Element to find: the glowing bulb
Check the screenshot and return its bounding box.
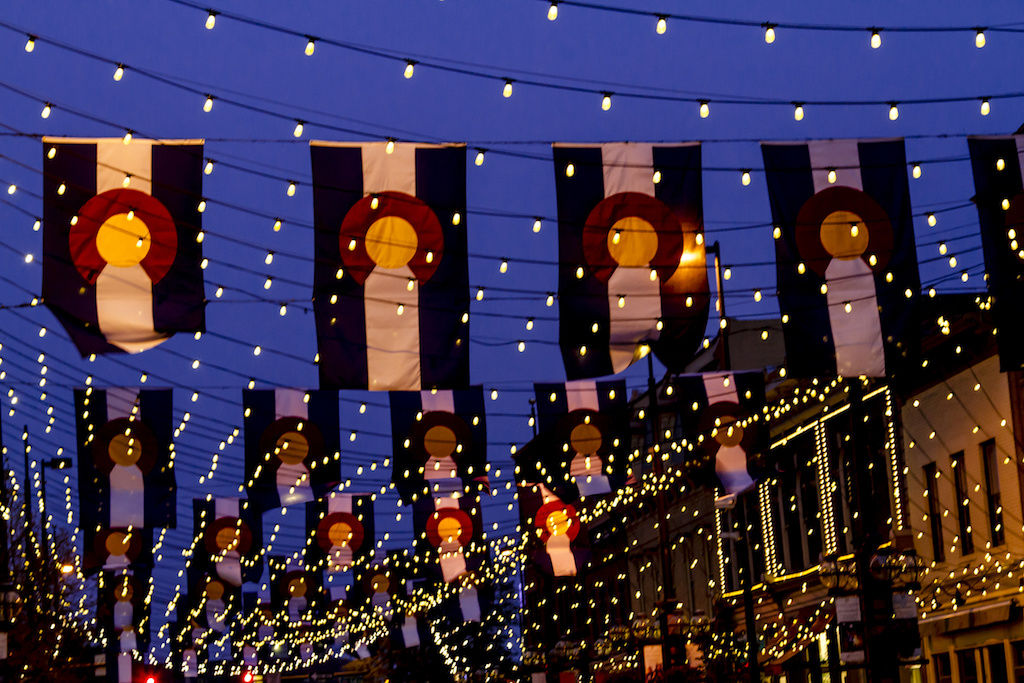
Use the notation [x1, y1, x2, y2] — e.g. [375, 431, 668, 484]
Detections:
[912, 164, 921, 179]
[370, 196, 379, 210]
[740, 170, 751, 186]
[499, 259, 508, 274]
[122, 131, 132, 145]
[287, 182, 297, 197]
[203, 95, 213, 113]
[113, 64, 124, 81]
[532, 219, 542, 233]
[601, 93, 612, 111]
[997, 158, 1006, 171]
[385, 139, 396, 154]
[265, 252, 274, 265]
[975, 29, 986, 48]
[793, 104, 804, 121]
[24, 36, 35, 53]
[304, 38, 316, 56]
[888, 103, 899, 121]
[980, 99, 991, 116]
[699, 101, 710, 118]
[204, 160, 214, 175]
[547, 2, 558, 21]
[205, 12, 216, 29]
[452, 212, 461, 226]
[927, 213, 937, 227]
[652, 170, 662, 184]
[870, 30, 881, 49]
[763, 24, 776, 44]
[566, 163, 575, 177]
[40, 103, 51, 119]
[475, 150, 485, 166]
[293, 121, 304, 138]
[827, 169, 837, 184]
[656, 16, 667, 34]
[503, 80, 513, 98]
[404, 61, 415, 79]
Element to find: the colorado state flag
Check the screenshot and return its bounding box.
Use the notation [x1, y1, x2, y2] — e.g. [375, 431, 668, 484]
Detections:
[42, 138, 205, 354]
[311, 142, 469, 390]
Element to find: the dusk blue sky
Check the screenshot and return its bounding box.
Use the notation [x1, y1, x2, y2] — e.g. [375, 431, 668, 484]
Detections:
[0, 0, 1020, 661]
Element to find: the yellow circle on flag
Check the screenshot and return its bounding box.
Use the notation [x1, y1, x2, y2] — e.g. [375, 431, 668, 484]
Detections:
[366, 215, 418, 268]
[108, 432, 141, 466]
[437, 515, 464, 545]
[215, 526, 241, 551]
[105, 531, 131, 556]
[96, 213, 152, 267]
[714, 416, 745, 447]
[328, 521, 354, 547]
[545, 508, 573, 536]
[819, 210, 869, 260]
[607, 216, 657, 266]
[569, 423, 602, 456]
[424, 424, 457, 459]
[275, 431, 309, 465]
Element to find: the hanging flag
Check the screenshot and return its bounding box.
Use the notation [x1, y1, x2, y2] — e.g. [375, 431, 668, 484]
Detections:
[553, 143, 709, 379]
[670, 372, 769, 506]
[83, 526, 153, 575]
[311, 142, 469, 390]
[762, 139, 921, 378]
[192, 498, 263, 587]
[240, 591, 275, 668]
[269, 556, 324, 628]
[75, 388, 175, 539]
[968, 136, 1024, 370]
[183, 568, 239, 637]
[97, 568, 151, 680]
[516, 479, 589, 577]
[42, 137, 205, 355]
[531, 379, 630, 499]
[305, 491, 375, 599]
[243, 389, 342, 511]
[413, 494, 486, 622]
[390, 389, 488, 504]
[390, 577, 429, 649]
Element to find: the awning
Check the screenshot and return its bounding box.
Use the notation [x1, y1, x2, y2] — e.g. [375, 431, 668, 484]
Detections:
[918, 599, 1015, 635]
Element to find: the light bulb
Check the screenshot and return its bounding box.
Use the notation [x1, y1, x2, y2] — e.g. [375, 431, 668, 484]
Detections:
[532, 219, 542, 233]
[113, 64, 124, 81]
[40, 103, 51, 119]
[997, 158, 1006, 171]
[123, 131, 133, 145]
[385, 139, 395, 154]
[656, 16, 667, 35]
[741, 170, 751, 186]
[293, 121, 304, 138]
[888, 103, 899, 121]
[870, 30, 881, 49]
[205, 12, 216, 29]
[287, 182, 297, 197]
[601, 93, 612, 111]
[975, 29, 986, 48]
[204, 160, 214, 175]
[793, 104, 804, 121]
[980, 99, 990, 116]
[565, 163, 575, 177]
[764, 24, 776, 44]
[499, 259, 508, 274]
[699, 101, 710, 118]
[24, 36, 35, 53]
[927, 213, 937, 227]
[827, 169, 837, 184]
[475, 150, 485, 166]
[911, 163, 922, 179]
[503, 80, 513, 98]
[404, 61, 415, 79]
[547, 2, 558, 21]
[203, 96, 213, 113]
[652, 170, 662, 184]
[304, 38, 316, 56]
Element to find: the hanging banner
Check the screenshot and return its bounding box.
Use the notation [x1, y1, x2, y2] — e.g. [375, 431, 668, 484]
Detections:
[413, 494, 487, 622]
[531, 379, 630, 499]
[192, 498, 263, 587]
[515, 479, 589, 577]
[670, 371, 769, 506]
[75, 388, 175, 539]
[553, 143, 709, 379]
[310, 142, 469, 390]
[42, 137, 205, 354]
[762, 139, 920, 378]
[96, 568, 151, 673]
[968, 136, 1024, 370]
[305, 491, 375, 599]
[243, 388, 342, 511]
[390, 388, 488, 504]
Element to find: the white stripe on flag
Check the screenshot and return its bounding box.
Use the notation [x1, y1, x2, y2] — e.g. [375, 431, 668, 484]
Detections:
[361, 142, 416, 195]
[702, 373, 739, 404]
[808, 140, 863, 192]
[420, 390, 455, 413]
[96, 264, 162, 353]
[365, 266, 421, 390]
[97, 139, 152, 195]
[602, 143, 655, 196]
[105, 387, 139, 419]
[327, 492, 353, 514]
[274, 388, 308, 420]
[607, 268, 661, 373]
[564, 381, 599, 412]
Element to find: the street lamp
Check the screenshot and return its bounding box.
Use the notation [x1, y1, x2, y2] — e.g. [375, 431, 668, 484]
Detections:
[819, 553, 859, 594]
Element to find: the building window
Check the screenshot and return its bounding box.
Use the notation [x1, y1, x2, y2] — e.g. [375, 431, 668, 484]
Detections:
[933, 651, 952, 683]
[957, 649, 979, 683]
[950, 451, 974, 555]
[980, 439, 1005, 546]
[985, 643, 1008, 683]
[923, 463, 944, 562]
[1012, 640, 1024, 681]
